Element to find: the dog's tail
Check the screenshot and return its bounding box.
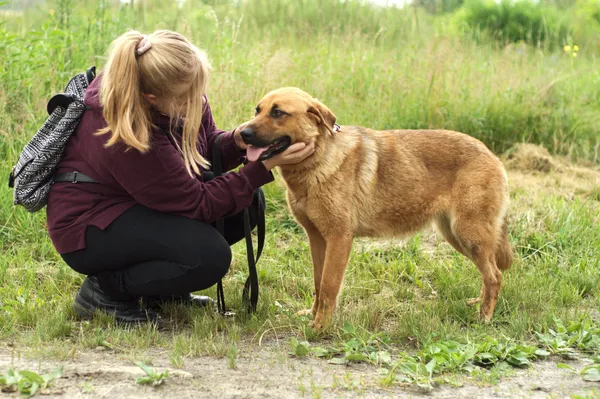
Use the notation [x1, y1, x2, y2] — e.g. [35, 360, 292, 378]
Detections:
[495, 216, 513, 271]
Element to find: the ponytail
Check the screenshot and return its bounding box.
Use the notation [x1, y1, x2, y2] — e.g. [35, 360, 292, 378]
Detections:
[97, 30, 152, 153]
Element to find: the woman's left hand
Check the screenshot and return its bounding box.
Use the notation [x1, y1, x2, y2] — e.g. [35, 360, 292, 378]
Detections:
[233, 121, 250, 150]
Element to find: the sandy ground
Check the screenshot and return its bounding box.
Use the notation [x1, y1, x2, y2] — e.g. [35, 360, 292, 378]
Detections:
[1, 343, 599, 398]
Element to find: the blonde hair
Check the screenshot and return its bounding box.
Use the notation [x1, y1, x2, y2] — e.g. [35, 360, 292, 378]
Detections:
[97, 29, 211, 175]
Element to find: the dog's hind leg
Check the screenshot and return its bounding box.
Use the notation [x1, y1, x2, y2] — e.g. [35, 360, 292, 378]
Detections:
[470, 246, 502, 322]
[434, 214, 483, 306]
[495, 215, 513, 272]
[312, 234, 353, 329]
[466, 216, 513, 307]
[434, 213, 470, 257]
[451, 215, 503, 323]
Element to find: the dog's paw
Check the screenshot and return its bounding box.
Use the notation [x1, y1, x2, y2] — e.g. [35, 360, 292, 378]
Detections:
[309, 320, 323, 329]
[310, 309, 332, 330]
[479, 309, 494, 324]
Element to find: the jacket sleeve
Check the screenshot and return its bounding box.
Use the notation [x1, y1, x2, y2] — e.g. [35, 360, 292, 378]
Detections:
[101, 130, 273, 222]
[202, 96, 247, 171]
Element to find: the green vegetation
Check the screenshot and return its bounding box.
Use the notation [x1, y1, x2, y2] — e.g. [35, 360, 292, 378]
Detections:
[135, 361, 169, 387]
[1, 0, 599, 392]
[0, 367, 62, 397]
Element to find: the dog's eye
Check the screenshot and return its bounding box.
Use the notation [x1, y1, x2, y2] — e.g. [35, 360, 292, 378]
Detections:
[254, 107, 260, 116]
[271, 109, 285, 118]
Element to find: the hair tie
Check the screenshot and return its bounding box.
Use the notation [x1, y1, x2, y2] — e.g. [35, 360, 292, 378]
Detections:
[136, 35, 151, 56]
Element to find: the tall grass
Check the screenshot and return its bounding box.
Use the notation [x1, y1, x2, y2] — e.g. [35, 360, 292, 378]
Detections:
[1, 0, 599, 164]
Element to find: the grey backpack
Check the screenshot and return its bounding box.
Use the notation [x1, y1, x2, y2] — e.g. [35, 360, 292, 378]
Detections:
[8, 66, 97, 212]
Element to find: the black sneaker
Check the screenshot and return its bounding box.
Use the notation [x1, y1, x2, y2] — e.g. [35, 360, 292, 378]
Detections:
[74, 276, 160, 325]
[143, 293, 216, 311]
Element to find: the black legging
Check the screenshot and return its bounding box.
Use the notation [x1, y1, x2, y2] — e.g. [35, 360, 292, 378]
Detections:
[61, 189, 264, 299]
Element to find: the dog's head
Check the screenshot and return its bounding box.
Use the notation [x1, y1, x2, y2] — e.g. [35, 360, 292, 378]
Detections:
[241, 87, 337, 162]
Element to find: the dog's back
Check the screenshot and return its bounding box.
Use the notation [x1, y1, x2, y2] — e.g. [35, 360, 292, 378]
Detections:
[309, 127, 508, 240]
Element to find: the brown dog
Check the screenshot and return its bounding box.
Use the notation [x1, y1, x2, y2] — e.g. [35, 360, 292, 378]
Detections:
[241, 87, 513, 328]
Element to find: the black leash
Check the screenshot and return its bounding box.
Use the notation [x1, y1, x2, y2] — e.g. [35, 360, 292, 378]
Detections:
[213, 134, 228, 315]
[242, 187, 264, 313]
[212, 134, 264, 314]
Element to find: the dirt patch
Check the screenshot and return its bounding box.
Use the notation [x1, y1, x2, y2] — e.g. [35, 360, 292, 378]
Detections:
[1, 345, 599, 398]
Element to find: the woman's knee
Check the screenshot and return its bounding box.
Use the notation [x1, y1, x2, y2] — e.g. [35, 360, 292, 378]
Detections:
[165, 234, 231, 293]
[189, 232, 231, 279]
[208, 236, 232, 278]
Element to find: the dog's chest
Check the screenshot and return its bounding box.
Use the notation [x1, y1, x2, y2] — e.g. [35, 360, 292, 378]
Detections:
[288, 188, 320, 216]
[288, 183, 351, 232]
[287, 177, 391, 238]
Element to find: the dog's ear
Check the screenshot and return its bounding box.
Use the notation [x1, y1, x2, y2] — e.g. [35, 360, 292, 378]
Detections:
[307, 98, 337, 135]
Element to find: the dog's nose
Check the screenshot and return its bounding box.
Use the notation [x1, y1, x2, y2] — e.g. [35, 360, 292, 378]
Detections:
[240, 128, 255, 142]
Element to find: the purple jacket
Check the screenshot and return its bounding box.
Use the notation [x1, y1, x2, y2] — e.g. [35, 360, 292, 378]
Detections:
[47, 75, 273, 254]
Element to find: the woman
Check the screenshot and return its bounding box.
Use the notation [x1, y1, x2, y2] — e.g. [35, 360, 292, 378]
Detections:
[46, 29, 314, 324]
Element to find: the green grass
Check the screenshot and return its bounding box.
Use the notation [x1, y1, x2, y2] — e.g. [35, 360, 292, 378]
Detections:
[1, 0, 600, 391]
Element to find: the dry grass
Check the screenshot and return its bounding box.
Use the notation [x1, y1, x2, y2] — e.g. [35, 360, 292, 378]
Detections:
[504, 143, 563, 173]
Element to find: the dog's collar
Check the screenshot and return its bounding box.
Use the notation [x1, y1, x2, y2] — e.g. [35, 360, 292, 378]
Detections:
[333, 123, 341, 133]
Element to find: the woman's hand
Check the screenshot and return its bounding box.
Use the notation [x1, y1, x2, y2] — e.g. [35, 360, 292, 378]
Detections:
[261, 141, 315, 171]
[233, 122, 250, 150]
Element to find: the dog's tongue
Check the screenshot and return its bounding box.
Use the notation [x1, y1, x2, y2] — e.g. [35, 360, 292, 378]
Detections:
[246, 145, 269, 162]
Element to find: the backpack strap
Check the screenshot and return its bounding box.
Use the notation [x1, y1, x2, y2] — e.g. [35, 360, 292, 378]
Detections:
[86, 66, 96, 84]
[47, 94, 77, 115]
[46, 66, 96, 115]
[54, 171, 98, 184]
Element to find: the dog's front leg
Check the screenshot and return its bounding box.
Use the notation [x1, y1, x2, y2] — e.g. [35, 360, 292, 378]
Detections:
[296, 222, 326, 318]
[312, 234, 353, 329]
[306, 227, 327, 318]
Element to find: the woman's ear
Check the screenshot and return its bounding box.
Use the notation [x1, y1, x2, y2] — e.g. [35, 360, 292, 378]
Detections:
[143, 93, 158, 105]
